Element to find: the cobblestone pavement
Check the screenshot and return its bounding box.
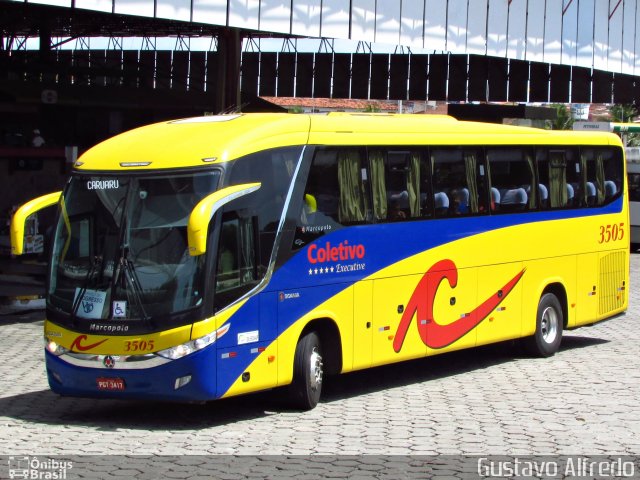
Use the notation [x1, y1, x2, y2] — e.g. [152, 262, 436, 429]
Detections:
[0, 254, 638, 477]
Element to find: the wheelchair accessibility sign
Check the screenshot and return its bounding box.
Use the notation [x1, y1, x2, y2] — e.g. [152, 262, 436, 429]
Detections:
[112, 301, 127, 318]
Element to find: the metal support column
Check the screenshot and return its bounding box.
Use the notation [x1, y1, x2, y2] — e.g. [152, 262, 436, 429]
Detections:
[215, 27, 242, 113]
[39, 21, 51, 60]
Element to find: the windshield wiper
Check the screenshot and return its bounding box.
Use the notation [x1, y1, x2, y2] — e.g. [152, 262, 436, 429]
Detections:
[108, 186, 151, 322]
[69, 255, 102, 324]
[118, 247, 150, 322]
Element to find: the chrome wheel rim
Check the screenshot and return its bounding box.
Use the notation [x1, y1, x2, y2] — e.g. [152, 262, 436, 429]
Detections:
[308, 347, 323, 391]
[541, 306, 559, 344]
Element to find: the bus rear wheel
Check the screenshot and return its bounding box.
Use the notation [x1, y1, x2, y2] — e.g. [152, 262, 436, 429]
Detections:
[524, 293, 563, 357]
[289, 331, 323, 410]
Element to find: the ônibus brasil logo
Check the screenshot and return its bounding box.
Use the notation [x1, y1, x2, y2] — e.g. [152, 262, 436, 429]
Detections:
[394, 259, 525, 351]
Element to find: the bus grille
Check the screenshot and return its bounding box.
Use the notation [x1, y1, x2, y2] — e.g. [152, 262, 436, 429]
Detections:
[599, 251, 626, 316]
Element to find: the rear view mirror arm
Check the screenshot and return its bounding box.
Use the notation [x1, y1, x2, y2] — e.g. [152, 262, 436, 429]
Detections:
[187, 183, 261, 256]
[10, 191, 62, 255]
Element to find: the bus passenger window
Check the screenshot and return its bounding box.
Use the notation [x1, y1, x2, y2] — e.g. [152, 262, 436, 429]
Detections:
[629, 171, 640, 202]
[536, 148, 576, 209]
[602, 148, 623, 202]
[300, 148, 369, 226]
[371, 148, 427, 222]
[292, 148, 366, 249]
[564, 149, 582, 207]
[337, 149, 370, 223]
[431, 148, 486, 217]
[369, 149, 389, 221]
[487, 148, 536, 212]
[580, 147, 623, 206]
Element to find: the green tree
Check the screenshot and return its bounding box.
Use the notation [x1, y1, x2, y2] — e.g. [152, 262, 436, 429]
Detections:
[363, 104, 380, 113]
[609, 104, 637, 123]
[547, 104, 574, 130]
[610, 104, 640, 146]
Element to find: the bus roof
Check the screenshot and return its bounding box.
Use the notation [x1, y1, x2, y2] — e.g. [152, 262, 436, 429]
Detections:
[75, 113, 623, 172]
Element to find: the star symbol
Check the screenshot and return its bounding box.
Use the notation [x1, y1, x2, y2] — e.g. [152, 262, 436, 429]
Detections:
[308, 268, 313, 275]
[330, 267, 334, 272]
[314, 268, 318, 274]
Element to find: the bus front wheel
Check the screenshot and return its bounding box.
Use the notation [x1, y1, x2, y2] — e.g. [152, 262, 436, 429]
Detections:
[289, 331, 323, 410]
[524, 293, 563, 357]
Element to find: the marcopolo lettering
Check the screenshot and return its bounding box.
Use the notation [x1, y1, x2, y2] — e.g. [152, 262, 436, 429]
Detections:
[87, 179, 120, 190]
[90, 323, 130, 333]
[307, 240, 365, 264]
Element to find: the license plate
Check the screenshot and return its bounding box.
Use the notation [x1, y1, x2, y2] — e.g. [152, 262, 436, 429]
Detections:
[96, 377, 125, 391]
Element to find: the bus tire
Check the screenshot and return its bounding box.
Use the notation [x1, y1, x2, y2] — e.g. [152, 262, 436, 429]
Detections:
[289, 331, 323, 410]
[524, 293, 563, 357]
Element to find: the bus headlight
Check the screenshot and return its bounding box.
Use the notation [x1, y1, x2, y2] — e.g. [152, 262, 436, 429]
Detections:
[156, 323, 230, 360]
[45, 337, 69, 356]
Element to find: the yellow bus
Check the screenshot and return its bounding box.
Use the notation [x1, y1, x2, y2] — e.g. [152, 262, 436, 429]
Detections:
[12, 113, 629, 409]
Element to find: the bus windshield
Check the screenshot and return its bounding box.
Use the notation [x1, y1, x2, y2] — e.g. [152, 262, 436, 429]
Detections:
[48, 171, 220, 322]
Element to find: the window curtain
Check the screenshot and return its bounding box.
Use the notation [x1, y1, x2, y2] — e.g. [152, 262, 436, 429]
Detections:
[524, 151, 537, 208]
[548, 152, 568, 208]
[338, 150, 367, 222]
[464, 152, 478, 213]
[368, 150, 387, 220]
[596, 152, 606, 204]
[408, 152, 421, 217]
[579, 151, 589, 206]
[580, 150, 606, 205]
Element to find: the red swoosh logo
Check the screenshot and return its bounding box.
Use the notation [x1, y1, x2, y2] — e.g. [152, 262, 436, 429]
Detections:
[70, 334, 108, 352]
[393, 259, 525, 352]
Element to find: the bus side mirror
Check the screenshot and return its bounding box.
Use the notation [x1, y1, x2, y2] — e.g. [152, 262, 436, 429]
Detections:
[10, 191, 62, 255]
[187, 182, 261, 256]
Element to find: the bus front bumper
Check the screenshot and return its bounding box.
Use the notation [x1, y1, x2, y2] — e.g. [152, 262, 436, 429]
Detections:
[45, 346, 218, 402]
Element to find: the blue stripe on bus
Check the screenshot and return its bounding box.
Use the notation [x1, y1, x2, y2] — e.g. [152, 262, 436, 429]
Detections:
[271, 198, 623, 292]
[215, 198, 623, 396]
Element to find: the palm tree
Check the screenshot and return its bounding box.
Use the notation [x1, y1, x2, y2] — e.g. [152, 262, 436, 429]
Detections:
[609, 104, 637, 123]
[610, 104, 640, 146]
[547, 104, 574, 130]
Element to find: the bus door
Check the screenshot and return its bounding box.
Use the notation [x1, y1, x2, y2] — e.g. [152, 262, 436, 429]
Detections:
[371, 262, 479, 365]
[476, 262, 524, 345]
[352, 280, 373, 370]
[371, 274, 427, 367]
[216, 297, 277, 398]
[425, 264, 478, 356]
[214, 213, 278, 397]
